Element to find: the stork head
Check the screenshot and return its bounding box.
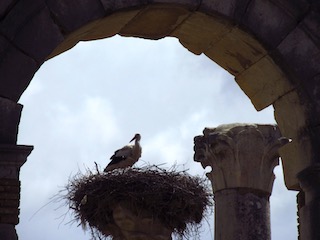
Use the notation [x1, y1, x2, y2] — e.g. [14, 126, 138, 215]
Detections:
[130, 133, 141, 142]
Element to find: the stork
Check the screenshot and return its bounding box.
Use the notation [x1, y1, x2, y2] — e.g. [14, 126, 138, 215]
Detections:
[104, 133, 142, 172]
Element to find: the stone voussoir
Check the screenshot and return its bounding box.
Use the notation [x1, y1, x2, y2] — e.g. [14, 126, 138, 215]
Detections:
[204, 26, 267, 76]
[13, 7, 64, 64]
[276, 22, 320, 82]
[0, 0, 16, 19]
[119, 4, 191, 39]
[240, 0, 300, 49]
[199, 0, 251, 22]
[235, 55, 294, 110]
[46, 0, 106, 34]
[0, 0, 46, 41]
[171, 11, 232, 55]
[0, 45, 38, 102]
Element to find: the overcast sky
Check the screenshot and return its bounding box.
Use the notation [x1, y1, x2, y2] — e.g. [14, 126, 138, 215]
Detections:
[16, 35, 297, 240]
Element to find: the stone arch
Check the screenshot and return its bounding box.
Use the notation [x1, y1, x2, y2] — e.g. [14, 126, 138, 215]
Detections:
[0, 0, 319, 191]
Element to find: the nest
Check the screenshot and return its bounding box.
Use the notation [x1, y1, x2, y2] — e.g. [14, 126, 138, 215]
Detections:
[65, 166, 213, 239]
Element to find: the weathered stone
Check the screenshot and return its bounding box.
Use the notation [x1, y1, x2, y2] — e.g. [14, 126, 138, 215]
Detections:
[81, 10, 141, 41]
[0, 0, 45, 40]
[297, 165, 320, 240]
[195, 124, 288, 193]
[106, 204, 173, 240]
[241, 0, 298, 49]
[0, 224, 17, 240]
[46, 0, 105, 33]
[171, 11, 232, 55]
[0, 145, 33, 179]
[302, 9, 320, 46]
[0, 200, 19, 208]
[194, 124, 286, 240]
[0, 45, 38, 102]
[279, 138, 313, 190]
[235, 55, 294, 110]
[120, 4, 190, 39]
[149, 0, 200, 10]
[0, 0, 16, 19]
[274, 90, 307, 139]
[13, 8, 63, 63]
[48, 9, 141, 59]
[277, 24, 320, 81]
[0, 35, 9, 54]
[199, 0, 250, 22]
[274, 90, 318, 190]
[215, 189, 271, 240]
[204, 27, 267, 76]
[271, 0, 309, 19]
[0, 145, 33, 231]
[0, 97, 22, 145]
[99, 0, 148, 12]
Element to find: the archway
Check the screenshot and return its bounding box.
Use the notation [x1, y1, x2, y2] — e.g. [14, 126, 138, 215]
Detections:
[0, 1, 319, 239]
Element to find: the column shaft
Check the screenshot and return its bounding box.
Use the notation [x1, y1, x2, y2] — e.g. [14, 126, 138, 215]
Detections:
[215, 189, 270, 240]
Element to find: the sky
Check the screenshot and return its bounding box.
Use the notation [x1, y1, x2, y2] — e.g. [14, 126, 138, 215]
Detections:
[16, 35, 298, 239]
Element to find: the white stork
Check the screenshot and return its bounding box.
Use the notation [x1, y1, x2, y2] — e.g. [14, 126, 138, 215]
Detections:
[104, 133, 142, 172]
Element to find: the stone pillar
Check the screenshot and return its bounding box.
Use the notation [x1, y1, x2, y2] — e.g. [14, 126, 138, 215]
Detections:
[102, 205, 172, 240]
[0, 145, 33, 240]
[297, 165, 320, 240]
[0, 97, 33, 239]
[194, 123, 288, 240]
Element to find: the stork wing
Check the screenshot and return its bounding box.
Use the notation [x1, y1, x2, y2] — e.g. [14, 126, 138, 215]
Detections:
[111, 145, 133, 159]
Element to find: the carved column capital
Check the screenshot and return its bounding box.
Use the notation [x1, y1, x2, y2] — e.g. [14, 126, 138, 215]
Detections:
[194, 124, 288, 194]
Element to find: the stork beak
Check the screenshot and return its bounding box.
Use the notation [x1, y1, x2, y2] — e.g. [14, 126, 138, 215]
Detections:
[129, 135, 136, 143]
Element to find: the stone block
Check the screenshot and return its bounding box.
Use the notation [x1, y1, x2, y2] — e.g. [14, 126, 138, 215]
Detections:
[241, 0, 298, 49]
[14, 8, 64, 63]
[149, 0, 200, 10]
[171, 11, 232, 55]
[199, 0, 250, 22]
[48, 9, 141, 59]
[0, 224, 17, 240]
[279, 136, 313, 190]
[301, 9, 320, 45]
[274, 90, 307, 139]
[305, 74, 320, 122]
[120, 4, 190, 39]
[99, 0, 148, 12]
[0, 97, 22, 144]
[0, 0, 16, 19]
[81, 10, 141, 41]
[235, 55, 293, 110]
[100, 0, 199, 12]
[46, 0, 105, 33]
[0, 214, 18, 225]
[0, 46, 38, 102]
[0, 35, 9, 58]
[0, 199, 19, 208]
[274, 88, 320, 190]
[0, 0, 45, 40]
[277, 25, 320, 81]
[270, 0, 309, 19]
[204, 27, 267, 75]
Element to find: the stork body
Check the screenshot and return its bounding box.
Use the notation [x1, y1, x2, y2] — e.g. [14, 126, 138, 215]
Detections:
[104, 133, 142, 172]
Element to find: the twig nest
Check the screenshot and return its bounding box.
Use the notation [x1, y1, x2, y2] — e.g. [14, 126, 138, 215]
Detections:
[65, 166, 213, 239]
